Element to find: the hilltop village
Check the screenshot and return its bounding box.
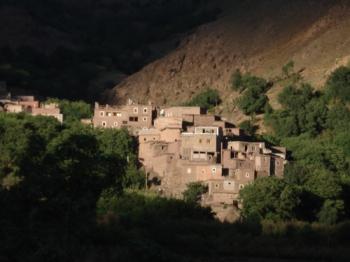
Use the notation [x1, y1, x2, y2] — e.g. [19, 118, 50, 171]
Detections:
[1, 82, 287, 215]
[93, 100, 287, 211]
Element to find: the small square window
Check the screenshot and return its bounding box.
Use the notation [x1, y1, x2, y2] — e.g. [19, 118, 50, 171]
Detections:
[143, 108, 148, 114]
[102, 121, 107, 127]
[212, 167, 217, 173]
[133, 107, 138, 114]
[245, 172, 250, 178]
[100, 111, 105, 117]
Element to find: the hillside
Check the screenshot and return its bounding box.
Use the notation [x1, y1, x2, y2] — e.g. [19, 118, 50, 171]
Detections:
[107, 0, 350, 122]
[0, 0, 217, 99]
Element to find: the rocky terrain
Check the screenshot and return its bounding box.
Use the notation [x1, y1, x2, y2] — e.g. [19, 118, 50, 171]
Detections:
[107, 0, 350, 123]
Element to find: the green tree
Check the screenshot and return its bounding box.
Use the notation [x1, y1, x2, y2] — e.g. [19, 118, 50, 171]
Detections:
[234, 74, 271, 115]
[240, 177, 302, 221]
[186, 88, 221, 110]
[325, 66, 350, 103]
[46, 98, 92, 123]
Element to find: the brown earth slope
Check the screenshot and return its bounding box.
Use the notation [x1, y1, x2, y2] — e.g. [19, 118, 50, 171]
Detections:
[107, 0, 350, 122]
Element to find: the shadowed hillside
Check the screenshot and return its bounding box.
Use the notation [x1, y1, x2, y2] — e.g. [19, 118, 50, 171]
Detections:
[108, 0, 350, 122]
[0, 0, 217, 99]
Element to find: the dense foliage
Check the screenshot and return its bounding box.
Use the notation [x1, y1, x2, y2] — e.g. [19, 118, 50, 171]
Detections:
[240, 65, 350, 224]
[0, 113, 143, 261]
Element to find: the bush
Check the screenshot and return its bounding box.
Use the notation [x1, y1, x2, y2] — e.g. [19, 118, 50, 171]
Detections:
[282, 60, 295, 78]
[183, 182, 208, 204]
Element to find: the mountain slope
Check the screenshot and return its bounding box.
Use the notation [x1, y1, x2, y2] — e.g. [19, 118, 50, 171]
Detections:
[107, 0, 350, 115]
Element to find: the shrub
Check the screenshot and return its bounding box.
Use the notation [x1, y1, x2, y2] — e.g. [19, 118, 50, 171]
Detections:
[183, 182, 208, 204]
[282, 60, 295, 78]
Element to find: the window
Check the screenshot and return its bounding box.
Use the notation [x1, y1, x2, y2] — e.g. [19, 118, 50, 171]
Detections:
[239, 184, 245, 189]
[102, 121, 107, 127]
[107, 112, 112, 117]
[133, 107, 138, 114]
[122, 121, 128, 125]
[212, 167, 217, 174]
[143, 108, 148, 114]
[117, 112, 122, 117]
[129, 117, 138, 122]
[113, 112, 117, 116]
[100, 111, 105, 117]
[143, 117, 148, 122]
[245, 172, 250, 178]
[144, 138, 147, 142]
[113, 122, 118, 127]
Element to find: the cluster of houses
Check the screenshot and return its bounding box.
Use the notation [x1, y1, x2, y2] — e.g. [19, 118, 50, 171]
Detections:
[0, 83, 63, 123]
[1, 80, 287, 215]
[93, 100, 287, 209]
